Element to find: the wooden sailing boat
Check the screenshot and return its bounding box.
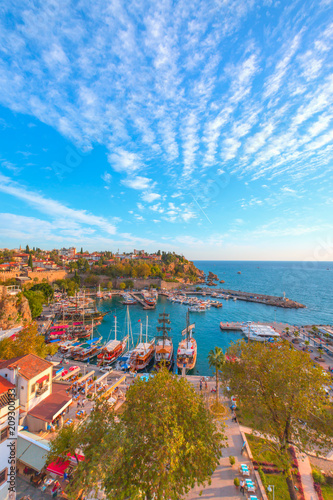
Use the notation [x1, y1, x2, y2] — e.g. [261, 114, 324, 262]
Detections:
[154, 312, 173, 371]
[129, 316, 155, 372]
[176, 310, 197, 373]
[97, 315, 128, 366]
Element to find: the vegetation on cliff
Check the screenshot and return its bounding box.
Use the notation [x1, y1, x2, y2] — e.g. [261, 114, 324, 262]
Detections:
[0, 287, 32, 330]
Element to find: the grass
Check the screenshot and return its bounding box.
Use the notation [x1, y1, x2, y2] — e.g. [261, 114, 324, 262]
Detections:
[321, 484, 333, 500]
[261, 472, 290, 500]
[311, 466, 333, 500]
[245, 433, 280, 464]
[245, 433, 290, 500]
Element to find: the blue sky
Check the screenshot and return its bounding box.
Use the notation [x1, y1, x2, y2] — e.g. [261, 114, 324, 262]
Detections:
[0, 0, 332, 260]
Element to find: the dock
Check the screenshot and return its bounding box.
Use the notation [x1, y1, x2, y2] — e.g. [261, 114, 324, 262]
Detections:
[130, 293, 155, 310]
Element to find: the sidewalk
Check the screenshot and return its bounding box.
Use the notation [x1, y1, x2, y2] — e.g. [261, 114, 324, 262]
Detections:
[297, 452, 319, 500]
[186, 400, 257, 499]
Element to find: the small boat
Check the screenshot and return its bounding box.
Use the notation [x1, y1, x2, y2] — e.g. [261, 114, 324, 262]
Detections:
[122, 293, 137, 305]
[97, 316, 128, 366]
[154, 312, 173, 371]
[129, 317, 155, 372]
[177, 311, 197, 373]
[233, 297, 237, 301]
[189, 303, 206, 312]
[237, 271, 241, 274]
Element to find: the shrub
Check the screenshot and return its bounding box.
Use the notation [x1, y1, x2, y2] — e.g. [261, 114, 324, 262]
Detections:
[234, 477, 240, 487]
[258, 467, 267, 488]
[312, 470, 325, 485]
[314, 484, 324, 500]
[229, 456, 235, 466]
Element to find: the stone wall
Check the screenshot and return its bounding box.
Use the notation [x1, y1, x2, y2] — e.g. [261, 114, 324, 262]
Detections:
[0, 269, 68, 283]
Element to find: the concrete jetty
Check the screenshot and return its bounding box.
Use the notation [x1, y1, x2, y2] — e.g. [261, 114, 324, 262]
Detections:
[186, 288, 305, 309]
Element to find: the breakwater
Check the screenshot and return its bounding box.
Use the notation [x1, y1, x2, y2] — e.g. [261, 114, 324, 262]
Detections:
[186, 288, 305, 309]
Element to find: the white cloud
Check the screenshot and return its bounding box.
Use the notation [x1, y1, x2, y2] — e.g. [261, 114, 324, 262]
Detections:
[122, 176, 153, 190]
[0, 174, 116, 235]
[108, 149, 142, 174]
[141, 192, 161, 203]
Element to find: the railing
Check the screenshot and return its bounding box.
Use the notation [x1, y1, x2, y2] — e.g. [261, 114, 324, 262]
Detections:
[36, 385, 49, 396]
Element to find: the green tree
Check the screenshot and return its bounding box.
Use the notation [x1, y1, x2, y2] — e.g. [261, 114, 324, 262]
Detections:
[24, 290, 44, 318]
[47, 370, 225, 500]
[0, 322, 58, 359]
[80, 247, 83, 254]
[28, 254, 33, 270]
[30, 282, 54, 301]
[222, 340, 333, 500]
[124, 279, 134, 289]
[25, 245, 30, 253]
[106, 281, 113, 291]
[208, 346, 225, 404]
[119, 282, 126, 290]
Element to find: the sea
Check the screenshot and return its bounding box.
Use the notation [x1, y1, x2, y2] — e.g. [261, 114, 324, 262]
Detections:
[95, 261, 333, 376]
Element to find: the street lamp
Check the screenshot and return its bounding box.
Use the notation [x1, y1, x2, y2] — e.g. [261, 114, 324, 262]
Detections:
[268, 484, 275, 500]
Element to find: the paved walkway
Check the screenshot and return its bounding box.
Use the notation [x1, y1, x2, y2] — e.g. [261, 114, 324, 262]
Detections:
[297, 452, 319, 500]
[186, 392, 258, 500]
[240, 425, 320, 500]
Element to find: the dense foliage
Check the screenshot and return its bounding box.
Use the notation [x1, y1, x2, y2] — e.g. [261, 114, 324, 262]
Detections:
[0, 322, 58, 359]
[222, 340, 333, 499]
[47, 369, 226, 499]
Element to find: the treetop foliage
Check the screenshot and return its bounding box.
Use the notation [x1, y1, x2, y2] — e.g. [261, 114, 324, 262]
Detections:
[47, 369, 226, 500]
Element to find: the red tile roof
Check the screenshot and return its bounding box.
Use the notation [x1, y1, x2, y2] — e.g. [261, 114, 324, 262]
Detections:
[0, 375, 15, 395]
[0, 354, 52, 380]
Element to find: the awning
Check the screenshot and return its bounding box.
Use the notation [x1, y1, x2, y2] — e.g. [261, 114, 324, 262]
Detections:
[47, 459, 70, 476]
[17, 433, 49, 472]
[36, 374, 49, 384]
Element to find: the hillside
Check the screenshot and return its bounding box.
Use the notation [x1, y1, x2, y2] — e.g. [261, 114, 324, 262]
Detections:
[0, 286, 32, 330]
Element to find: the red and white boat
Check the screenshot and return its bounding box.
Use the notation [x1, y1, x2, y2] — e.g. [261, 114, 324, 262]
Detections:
[97, 316, 129, 366]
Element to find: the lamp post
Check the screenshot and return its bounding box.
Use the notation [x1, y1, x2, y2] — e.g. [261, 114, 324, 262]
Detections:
[268, 484, 275, 500]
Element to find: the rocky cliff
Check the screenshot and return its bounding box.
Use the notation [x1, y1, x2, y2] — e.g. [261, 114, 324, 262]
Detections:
[0, 286, 31, 330]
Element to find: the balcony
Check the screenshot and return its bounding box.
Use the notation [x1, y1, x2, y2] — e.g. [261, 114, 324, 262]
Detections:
[36, 385, 49, 396]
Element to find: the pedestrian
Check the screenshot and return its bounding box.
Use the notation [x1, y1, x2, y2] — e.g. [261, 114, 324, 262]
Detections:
[205, 380, 208, 390]
[199, 380, 202, 391]
[240, 479, 245, 495]
[82, 399, 85, 408]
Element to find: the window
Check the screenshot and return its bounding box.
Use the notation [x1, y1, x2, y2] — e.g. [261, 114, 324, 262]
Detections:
[21, 386, 24, 390]
[0, 427, 8, 443]
[0, 468, 7, 486]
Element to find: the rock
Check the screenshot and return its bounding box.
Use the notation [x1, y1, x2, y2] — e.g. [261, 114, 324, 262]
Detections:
[0, 286, 31, 330]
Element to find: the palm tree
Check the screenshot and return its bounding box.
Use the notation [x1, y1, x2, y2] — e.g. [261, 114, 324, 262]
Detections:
[304, 340, 310, 351]
[293, 330, 300, 338]
[208, 346, 225, 404]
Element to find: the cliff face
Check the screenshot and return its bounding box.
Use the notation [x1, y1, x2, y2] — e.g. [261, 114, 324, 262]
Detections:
[0, 286, 31, 330]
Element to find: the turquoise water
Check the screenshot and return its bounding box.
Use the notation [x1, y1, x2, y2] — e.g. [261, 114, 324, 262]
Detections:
[96, 261, 333, 375]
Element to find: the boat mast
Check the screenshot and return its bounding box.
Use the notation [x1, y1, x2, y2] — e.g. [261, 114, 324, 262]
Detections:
[156, 311, 171, 347]
[114, 315, 117, 340]
[146, 314, 148, 343]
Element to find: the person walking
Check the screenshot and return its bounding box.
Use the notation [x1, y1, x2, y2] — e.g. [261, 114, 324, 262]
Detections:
[240, 479, 245, 495]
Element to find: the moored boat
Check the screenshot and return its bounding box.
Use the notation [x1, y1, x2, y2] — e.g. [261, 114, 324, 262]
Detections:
[129, 317, 155, 372]
[154, 312, 173, 371]
[177, 311, 197, 373]
[97, 316, 128, 366]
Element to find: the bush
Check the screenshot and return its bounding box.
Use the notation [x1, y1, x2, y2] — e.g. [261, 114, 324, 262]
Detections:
[312, 470, 325, 485]
[229, 456, 235, 466]
[258, 467, 267, 488]
[314, 483, 324, 500]
[234, 477, 240, 487]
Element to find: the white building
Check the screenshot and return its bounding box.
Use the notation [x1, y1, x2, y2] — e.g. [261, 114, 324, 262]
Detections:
[0, 354, 71, 432]
[0, 377, 19, 500]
